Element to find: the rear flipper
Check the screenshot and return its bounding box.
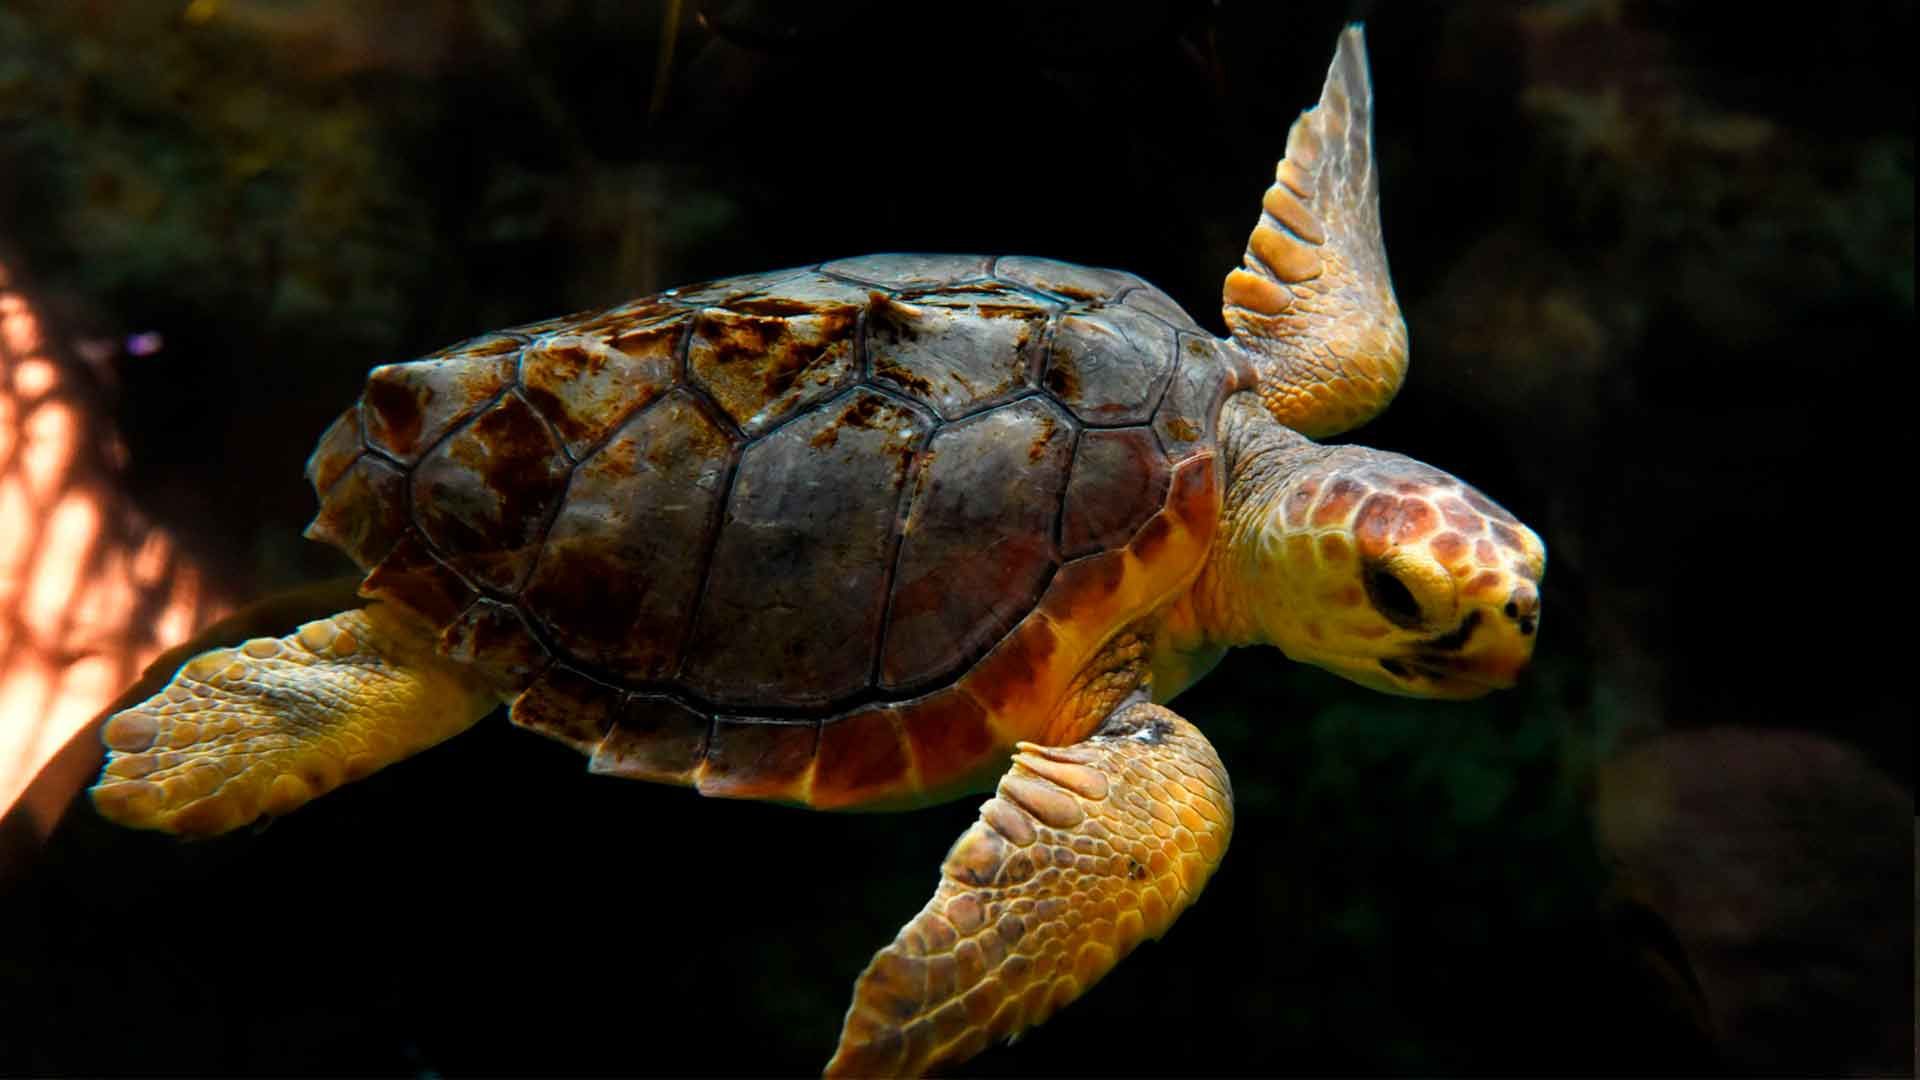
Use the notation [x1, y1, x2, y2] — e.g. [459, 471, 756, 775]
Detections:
[827, 703, 1234, 1076]
[90, 602, 499, 836]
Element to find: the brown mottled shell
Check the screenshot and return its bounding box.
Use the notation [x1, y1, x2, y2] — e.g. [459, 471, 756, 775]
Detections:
[305, 254, 1242, 807]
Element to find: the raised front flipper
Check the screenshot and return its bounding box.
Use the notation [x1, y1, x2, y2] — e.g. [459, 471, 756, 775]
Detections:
[826, 703, 1233, 1077]
[90, 603, 500, 835]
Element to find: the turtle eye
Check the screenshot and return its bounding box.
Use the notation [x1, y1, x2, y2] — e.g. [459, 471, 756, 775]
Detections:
[1364, 565, 1424, 628]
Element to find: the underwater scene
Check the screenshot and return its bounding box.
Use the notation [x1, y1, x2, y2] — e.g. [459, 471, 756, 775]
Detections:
[0, 2, 1911, 1075]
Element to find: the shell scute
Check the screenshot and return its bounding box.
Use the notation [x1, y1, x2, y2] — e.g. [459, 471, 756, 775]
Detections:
[521, 390, 734, 679]
[867, 292, 1047, 419]
[880, 397, 1075, 690]
[362, 342, 518, 464]
[678, 389, 931, 707]
[823, 253, 994, 292]
[411, 393, 571, 594]
[1044, 304, 1177, 426]
[688, 303, 861, 435]
[1061, 428, 1170, 558]
[590, 695, 709, 784]
[993, 257, 1143, 305]
[519, 318, 684, 458]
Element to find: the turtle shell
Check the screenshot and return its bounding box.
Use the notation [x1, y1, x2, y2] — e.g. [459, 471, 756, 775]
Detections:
[304, 254, 1247, 807]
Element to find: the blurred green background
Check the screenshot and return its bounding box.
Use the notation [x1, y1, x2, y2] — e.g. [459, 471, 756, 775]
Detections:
[0, 0, 1911, 1074]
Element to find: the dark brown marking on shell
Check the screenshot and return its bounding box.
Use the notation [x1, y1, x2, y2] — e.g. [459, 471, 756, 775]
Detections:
[519, 319, 684, 457]
[522, 391, 735, 680]
[688, 304, 860, 436]
[510, 665, 622, 753]
[867, 293, 1043, 419]
[1353, 494, 1396, 559]
[361, 347, 517, 464]
[1151, 334, 1230, 462]
[699, 718, 818, 798]
[305, 408, 364, 495]
[1043, 305, 1178, 426]
[680, 389, 929, 706]
[440, 598, 548, 690]
[1037, 550, 1127, 626]
[663, 266, 812, 308]
[812, 706, 911, 808]
[360, 533, 475, 627]
[1060, 428, 1168, 559]
[899, 688, 995, 793]
[879, 399, 1073, 691]
[823, 254, 993, 291]
[411, 393, 571, 594]
[306, 455, 410, 569]
[1313, 477, 1367, 526]
[966, 616, 1059, 718]
[590, 695, 709, 782]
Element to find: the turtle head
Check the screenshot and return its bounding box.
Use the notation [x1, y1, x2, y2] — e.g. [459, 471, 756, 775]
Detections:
[1246, 446, 1546, 700]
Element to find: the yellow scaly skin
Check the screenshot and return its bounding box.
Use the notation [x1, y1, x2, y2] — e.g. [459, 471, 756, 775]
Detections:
[91, 603, 499, 835]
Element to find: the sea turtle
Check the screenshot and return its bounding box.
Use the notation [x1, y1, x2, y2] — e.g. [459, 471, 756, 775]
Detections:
[89, 26, 1544, 1076]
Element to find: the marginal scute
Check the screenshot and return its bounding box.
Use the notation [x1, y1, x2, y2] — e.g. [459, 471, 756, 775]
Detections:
[521, 391, 733, 680]
[305, 454, 410, 568]
[880, 398, 1073, 690]
[823, 253, 993, 292]
[411, 393, 571, 593]
[680, 389, 929, 706]
[868, 294, 1045, 419]
[688, 304, 861, 435]
[1043, 305, 1177, 425]
[305, 407, 364, 495]
[698, 718, 818, 800]
[511, 665, 622, 753]
[813, 706, 912, 809]
[1060, 428, 1168, 558]
[900, 688, 997, 794]
[360, 343, 518, 464]
[519, 320, 683, 457]
[590, 696, 710, 783]
[1038, 550, 1129, 627]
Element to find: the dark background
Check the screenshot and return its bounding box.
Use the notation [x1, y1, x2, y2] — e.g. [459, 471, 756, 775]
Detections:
[1, 0, 1911, 1075]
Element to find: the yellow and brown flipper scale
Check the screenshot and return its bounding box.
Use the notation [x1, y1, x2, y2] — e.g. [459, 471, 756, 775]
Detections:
[1224, 24, 1409, 437]
[90, 602, 499, 835]
[827, 703, 1231, 1076]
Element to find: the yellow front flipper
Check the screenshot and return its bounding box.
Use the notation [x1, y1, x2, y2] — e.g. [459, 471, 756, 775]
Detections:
[827, 703, 1234, 1077]
[90, 603, 499, 836]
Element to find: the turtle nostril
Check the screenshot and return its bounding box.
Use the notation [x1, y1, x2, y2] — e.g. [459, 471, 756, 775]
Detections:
[1504, 601, 1519, 619]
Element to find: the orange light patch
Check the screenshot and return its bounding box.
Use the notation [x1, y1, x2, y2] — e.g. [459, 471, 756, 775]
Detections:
[813, 706, 913, 809]
[1167, 455, 1219, 530]
[1038, 550, 1128, 628]
[1465, 571, 1505, 598]
[1475, 539, 1497, 564]
[1429, 531, 1468, 565]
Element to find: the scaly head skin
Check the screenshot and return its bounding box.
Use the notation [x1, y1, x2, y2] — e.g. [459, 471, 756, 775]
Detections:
[1198, 395, 1545, 700]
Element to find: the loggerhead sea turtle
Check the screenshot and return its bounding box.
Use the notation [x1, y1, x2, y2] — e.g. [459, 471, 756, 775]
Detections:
[89, 26, 1545, 1076]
